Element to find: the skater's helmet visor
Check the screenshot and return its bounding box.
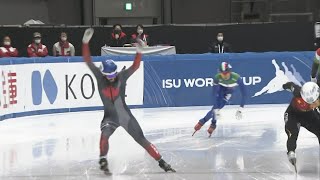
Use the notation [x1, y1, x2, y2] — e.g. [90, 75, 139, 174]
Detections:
[100, 59, 118, 79]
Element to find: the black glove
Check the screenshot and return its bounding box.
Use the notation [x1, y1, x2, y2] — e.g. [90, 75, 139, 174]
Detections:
[283, 82, 293, 91]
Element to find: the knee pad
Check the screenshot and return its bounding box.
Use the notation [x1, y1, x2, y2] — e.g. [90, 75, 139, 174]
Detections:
[101, 121, 118, 131]
[101, 125, 117, 137]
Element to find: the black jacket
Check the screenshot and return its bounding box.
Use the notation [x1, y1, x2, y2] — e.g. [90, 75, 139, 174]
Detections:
[208, 41, 232, 53]
[109, 32, 127, 47]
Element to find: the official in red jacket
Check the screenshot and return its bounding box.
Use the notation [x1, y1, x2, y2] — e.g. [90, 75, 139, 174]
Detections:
[0, 36, 18, 58]
[27, 32, 48, 57]
[52, 32, 75, 56]
[131, 24, 149, 46]
[109, 24, 127, 47]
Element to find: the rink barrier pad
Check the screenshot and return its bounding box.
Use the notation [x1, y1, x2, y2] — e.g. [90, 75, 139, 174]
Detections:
[0, 51, 315, 120]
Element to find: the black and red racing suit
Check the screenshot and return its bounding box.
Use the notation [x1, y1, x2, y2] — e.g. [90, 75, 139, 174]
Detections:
[82, 43, 161, 160]
[283, 82, 320, 153]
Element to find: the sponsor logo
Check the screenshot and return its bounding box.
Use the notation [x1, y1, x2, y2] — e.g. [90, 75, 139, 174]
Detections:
[253, 59, 305, 97]
[32, 70, 97, 105]
[65, 73, 96, 100]
[0, 71, 17, 108]
[242, 77, 261, 86]
[162, 78, 214, 89]
[31, 70, 58, 105]
[162, 76, 261, 89]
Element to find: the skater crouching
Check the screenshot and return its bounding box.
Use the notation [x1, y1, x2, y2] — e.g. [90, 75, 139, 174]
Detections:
[283, 81, 320, 170]
[193, 62, 247, 137]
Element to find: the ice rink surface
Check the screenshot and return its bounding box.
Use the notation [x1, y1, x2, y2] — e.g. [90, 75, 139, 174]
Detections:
[0, 105, 319, 180]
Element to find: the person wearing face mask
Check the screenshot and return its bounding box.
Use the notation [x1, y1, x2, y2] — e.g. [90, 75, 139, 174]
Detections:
[110, 24, 127, 47]
[53, 32, 75, 56]
[0, 36, 18, 58]
[27, 32, 48, 57]
[131, 24, 149, 46]
[208, 32, 232, 53]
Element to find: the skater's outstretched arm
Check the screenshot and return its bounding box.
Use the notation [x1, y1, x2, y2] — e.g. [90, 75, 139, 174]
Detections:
[82, 28, 104, 80]
[311, 48, 320, 81]
[283, 82, 301, 97]
[237, 78, 247, 108]
[211, 77, 220, 107]
[121, 39, 144, 80]
[121, 53, 142, 79]
[311, 62, 319, 80]
[234, 77, 246, 120]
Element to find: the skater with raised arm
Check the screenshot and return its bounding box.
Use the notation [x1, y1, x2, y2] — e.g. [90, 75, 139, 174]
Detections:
[82, 28, 175, 174]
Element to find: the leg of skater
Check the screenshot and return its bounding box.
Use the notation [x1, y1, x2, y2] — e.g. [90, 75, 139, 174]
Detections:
[125, 118, 176, 172]
[208, 93, 228, 137]
[301, 110, 320, 145]
[99, 120, 118, 172]
[193, 86, 224, 135]
[284, 109, 301, 171]
[193, 108, 214, 135]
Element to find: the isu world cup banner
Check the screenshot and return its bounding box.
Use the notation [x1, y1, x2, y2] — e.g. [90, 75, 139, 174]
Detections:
[143, 52, 315, 107]
[0, 51, 315, 120]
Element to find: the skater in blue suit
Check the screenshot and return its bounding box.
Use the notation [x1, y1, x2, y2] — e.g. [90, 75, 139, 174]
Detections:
[193, 62, 247, 137]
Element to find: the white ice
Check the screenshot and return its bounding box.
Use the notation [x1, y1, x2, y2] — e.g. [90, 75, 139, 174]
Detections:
[0, 105, 319, 180]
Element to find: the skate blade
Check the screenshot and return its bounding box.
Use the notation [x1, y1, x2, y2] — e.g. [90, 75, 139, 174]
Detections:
[166, 168, 176, 173]
[104, 170, 112, 175]
[192, 130, 197, 136]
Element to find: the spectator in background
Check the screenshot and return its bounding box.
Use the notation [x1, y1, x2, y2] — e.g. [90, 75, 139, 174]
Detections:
[27, 32, 48, 57]
[0, 36, 18, 58]
[209, 32, 232, 53]
[53, 32, 75, 56]
[110, 24, 127, 47]
[131, 24, 149, 46]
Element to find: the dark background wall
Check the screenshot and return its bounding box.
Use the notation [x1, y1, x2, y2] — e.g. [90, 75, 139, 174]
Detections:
[0, 0, 319, 25]
[0, 0, 82, 25]
[0, 22, 315, 57]
[94, 0, 161, 25]
[46, 0, 82, 25]
[0, 0, 50, 24]
[0, 0, 318, 56]
[172, 0, 231, 23]
[172, 0, 320, 23]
